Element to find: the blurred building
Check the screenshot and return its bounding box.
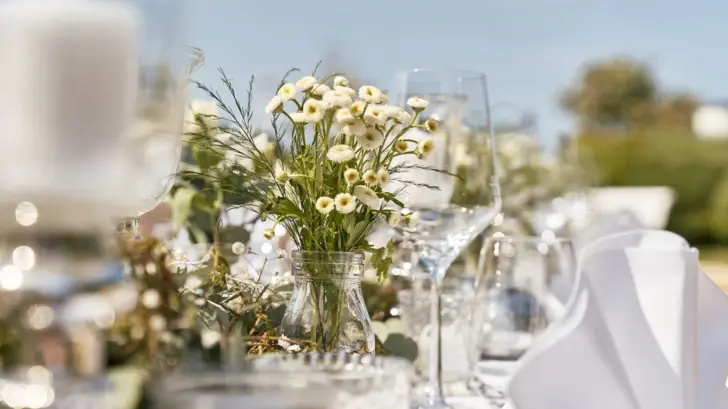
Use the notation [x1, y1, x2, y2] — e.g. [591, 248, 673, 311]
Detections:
[692, 102, 728, 139]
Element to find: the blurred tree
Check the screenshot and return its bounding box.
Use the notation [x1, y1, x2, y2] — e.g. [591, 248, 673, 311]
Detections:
[561, 57, 658, 132]
[651, 93, 700, 130]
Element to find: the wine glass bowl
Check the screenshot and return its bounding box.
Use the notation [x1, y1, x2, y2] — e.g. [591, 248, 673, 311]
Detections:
[389, 69, 501, 409]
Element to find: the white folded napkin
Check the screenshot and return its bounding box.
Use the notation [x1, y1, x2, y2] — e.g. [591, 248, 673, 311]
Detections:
[572, 209, 644, 253]
[507, 230, 728, 409]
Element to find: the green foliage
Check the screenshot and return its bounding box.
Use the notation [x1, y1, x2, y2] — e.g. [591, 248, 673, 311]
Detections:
[562, 57, 698, 133]
[577, 131, 728, 244]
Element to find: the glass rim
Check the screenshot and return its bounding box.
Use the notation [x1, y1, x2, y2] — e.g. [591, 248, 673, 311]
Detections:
[485, 235, 573, 244]
[398, 68, 487, 81]
[291, 250, 364, 263]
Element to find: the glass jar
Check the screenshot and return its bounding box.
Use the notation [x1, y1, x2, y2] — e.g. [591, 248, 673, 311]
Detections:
[280, 251, 375, 354]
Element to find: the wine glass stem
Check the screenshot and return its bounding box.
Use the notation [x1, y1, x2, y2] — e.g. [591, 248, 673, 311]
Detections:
[427, 278, 447, 405]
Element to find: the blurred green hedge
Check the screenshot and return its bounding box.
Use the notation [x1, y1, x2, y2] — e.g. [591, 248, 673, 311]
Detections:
[577, 131, 728, 245]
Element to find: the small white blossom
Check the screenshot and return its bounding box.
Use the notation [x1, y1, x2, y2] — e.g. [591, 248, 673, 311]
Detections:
[316, 196, 335, 214]
[303, 99, 325, 123]
[379, 93, 389, 104]
[363, 105, 387, 126]
[394, 140, 410, 153]
[406, 211, 421, 228]
[424, 118, 439, 133]
[141, 289, 161, 309]
[335, 108, 356, 125]
[350, 101, 366, 117]
[388, 212, 402, 227]
[311, 83, 331, 97]
[344, 168, 360, 184]
[396, 109, 413, 124]
[334, 76, 350, 87]
[185, 275, 203, 290]
[417, 138, 434, 157]
[356, 129, 384, 150]
[353, 185, 381, 208]
[274, 161, 290, 183]
[359, 85, 383, 104]
[149, 315, 166, 331]
[377, 168, 390, 185]
[334, 85, 357, 97]
[277, 335, 302, 352]
[362, 170, 379, 186]
[290, 112, 309, 123]
[263, 228, 275, 240]
[277, 83, 297, 101]
[327, 144, 355, 162]
[342, 121, 367, 137]
[407, 97, 429, 111]
[265, 96, 284, 114]
[295, 76, 318, 92]
[201, 329, 222, 349]
[232, 242, 246, 255]
[334, 193, 357, 214]
[323, 90, 353, 109]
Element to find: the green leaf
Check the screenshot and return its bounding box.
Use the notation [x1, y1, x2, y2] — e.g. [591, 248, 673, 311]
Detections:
[191, 142, 224, 171]
[171, 188, 197, 230]
[380, 192, 405, 208]
[272, 197, 304, 220]
[346, 220, 369, 247]
[383, 333, 418, 362]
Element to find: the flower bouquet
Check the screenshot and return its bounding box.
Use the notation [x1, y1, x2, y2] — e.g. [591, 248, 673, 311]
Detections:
[182, 66, 441, 353]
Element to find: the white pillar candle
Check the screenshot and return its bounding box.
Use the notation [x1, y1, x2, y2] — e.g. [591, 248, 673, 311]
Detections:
[0, 0, 140, 232]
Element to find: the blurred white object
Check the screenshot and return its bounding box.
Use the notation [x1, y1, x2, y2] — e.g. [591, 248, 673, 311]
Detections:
[507, 230, 728, 409]
[692, 104, 728, 140]
[589, 187, 675, 229]
[0, 1, 140, 232]
[573, 209, 644, 253]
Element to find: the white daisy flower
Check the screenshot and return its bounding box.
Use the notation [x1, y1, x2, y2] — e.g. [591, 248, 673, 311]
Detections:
[277, 83, 297, 101]
[363, 106, 386, 126]
[265, 96, 284, 114]
[323, 90, 353, 109]
[417, 138, 434, 157]
[303, 99, 325, 123]
[344, 168, 360, 184]
[396, 108, 413, 124]
[350, 101, 366, 117]
[334, 85, 357, 98]
[356, 129, 384, 150]
[316, 196, 335, 214]
[424, 118, 439, 133]
[394, 139, 410, 153]
[353, 185, 381, 208]
[290, 112, 309, 123]
[334, 76, 350, 87]
[379, 93, 389, 104]
[263, 228, 275, 240]
[388, 212, 402, 227]
[406, 211, 421, 228]
[334, 193, 357, 214]
[327, 144, 355, 162]
[359, 85, 383, 104]
[362, 170, 379, 186]
[407, 97, 429, 110]
[274, 161, 290, 183]
[311, 83, 331, 97]
[295, 76, 318, 92]
[335, 108, 356, 125]
[377, 168, 390, 185]
[232, 242, 246, 255]
[342, 121, 367, 137]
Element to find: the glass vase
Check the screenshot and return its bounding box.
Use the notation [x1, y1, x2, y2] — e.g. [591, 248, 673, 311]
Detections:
[280, 251, 375, 354]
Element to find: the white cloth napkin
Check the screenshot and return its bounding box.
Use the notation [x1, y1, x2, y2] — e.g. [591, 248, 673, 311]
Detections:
[572, 209, 644, 254]
[506, 230, 728, 409]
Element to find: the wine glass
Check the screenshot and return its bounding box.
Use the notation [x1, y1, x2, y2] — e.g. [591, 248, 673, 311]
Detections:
[116, 45, 205, 239]
[471, 236, 576, 406]
[389, 69, 501, 409]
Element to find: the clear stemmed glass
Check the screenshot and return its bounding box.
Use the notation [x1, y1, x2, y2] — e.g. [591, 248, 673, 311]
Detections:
[117, 45, 205, 239]
[389, 69, 501, 409]
[471, 236, 576, 406]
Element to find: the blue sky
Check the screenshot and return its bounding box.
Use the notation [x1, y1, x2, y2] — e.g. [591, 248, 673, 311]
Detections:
[188, 0, 727, 148]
